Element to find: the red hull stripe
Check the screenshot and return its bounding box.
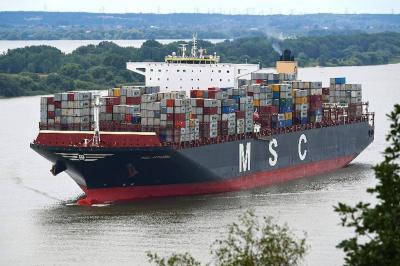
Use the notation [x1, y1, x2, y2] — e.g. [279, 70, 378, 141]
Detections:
[78, 155, 356, 205]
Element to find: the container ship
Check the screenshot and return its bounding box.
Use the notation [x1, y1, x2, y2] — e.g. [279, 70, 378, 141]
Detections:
[30, 40, 375, 205]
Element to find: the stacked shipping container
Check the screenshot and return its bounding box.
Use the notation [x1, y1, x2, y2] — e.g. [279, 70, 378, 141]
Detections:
[39, 75, 364, 143]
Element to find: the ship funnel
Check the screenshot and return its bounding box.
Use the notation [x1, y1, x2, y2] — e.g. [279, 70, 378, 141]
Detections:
[276, 49, 298, 77]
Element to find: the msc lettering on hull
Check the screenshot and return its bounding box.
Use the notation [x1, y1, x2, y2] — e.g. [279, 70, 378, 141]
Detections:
[239, 142, 251, 172]
[239, 134, 308, 172]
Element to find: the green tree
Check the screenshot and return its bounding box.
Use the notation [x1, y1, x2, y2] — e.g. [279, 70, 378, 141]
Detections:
[59, 63, 83, 79]
[335, 104, 400, 265]
[148, 210, 307, 266]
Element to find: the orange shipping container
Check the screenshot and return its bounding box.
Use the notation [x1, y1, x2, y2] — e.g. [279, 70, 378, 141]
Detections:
[113, 88, 121, 97]
[272, 84, 280, 92]
[285, 112, 293, 120]
[295, 97, 308, 104]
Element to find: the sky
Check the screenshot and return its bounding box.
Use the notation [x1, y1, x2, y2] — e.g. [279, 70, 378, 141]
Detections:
[0, 0, 399, 14]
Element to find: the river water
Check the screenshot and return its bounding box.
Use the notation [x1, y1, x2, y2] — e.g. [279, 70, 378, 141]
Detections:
[0, 39, 225, 54]
[0, 63, 399, 265]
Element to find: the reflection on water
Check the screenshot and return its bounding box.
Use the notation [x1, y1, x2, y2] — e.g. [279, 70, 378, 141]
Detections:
[0, 63, 399, 265]
[31, 163, 375, 265]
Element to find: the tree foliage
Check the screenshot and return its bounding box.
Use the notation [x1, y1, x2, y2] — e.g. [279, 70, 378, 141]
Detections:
[2, 32, 400, 97]
[1, 12, 400, 40]
[147, 210, 307, 266]
[335, 104, 400, 265]
[147, 252, 201, 266]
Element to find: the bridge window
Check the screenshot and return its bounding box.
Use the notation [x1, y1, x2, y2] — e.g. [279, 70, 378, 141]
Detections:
[183, 70, 186, 72]
[167, 78, 169, 81]
[150, 69, 154, 72]
[218, 70, 221, 73]
[220, 79, 222, 82]
[158, 69, 161, 72]
[177, 70, 180, 72]
[227, 70, 230, 73]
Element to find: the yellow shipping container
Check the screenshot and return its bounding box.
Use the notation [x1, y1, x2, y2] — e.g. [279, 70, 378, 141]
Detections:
[113, 88, 121, 97]
[272, 84, 280, 92]
[253, 99, 260, 106]
[295, 97, 308, 104]
[285, 112, 293, 120]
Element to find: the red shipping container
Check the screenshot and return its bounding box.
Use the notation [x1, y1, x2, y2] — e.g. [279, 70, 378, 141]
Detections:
[256, 79, 263, 84]
[174, 121, 185, 129]
[208, 87, 218, 91]
[309, 95, 322, 102]
[167, 113, 174, 121]
[47, 111, 55, 119]
[203, 107, 211, 115]
[54, 101, 61, 108]
[126, 97, 141, 105]
[310, 102, 322, 108]
[47, 97, 54, 104]
[106, 97, 120, 106]
[208, 90, 217, 99]
[125, 114, 132, 122]
[174, 113, 185, 120]
[196, 98, 204, 106]
[167, 99, 175, 107]
[67, 93, 74, 101]
[106, 105, 113, 113]
[236, 111, 245, 119]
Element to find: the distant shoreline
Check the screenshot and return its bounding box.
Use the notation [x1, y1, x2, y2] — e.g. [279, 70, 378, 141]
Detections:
[0, 39, 227, 54]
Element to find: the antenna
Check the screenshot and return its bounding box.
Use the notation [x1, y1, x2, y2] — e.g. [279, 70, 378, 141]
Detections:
[92, 95, 101, 146]
[179, 44, 188, 58]
[191, 33, 198, 57]
[198, 48, 204, 58]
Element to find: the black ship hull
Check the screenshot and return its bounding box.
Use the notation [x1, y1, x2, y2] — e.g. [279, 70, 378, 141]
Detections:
[30, 122, 374, 205]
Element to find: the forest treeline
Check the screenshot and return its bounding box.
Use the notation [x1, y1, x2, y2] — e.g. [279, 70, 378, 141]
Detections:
[1, 32, 400, 97]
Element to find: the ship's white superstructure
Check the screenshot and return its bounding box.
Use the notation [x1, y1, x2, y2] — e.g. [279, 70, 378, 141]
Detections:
[126, 35, 260, 90]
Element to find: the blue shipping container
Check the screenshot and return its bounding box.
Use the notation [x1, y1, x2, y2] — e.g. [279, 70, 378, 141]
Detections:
[232, 95, 240, 102]
[222, 106, 235, 114]
[278, 120, 286, 128]
[131, 116, 141, 124]
[285, 120, 293, 127]
[335, 77, 346, 84]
